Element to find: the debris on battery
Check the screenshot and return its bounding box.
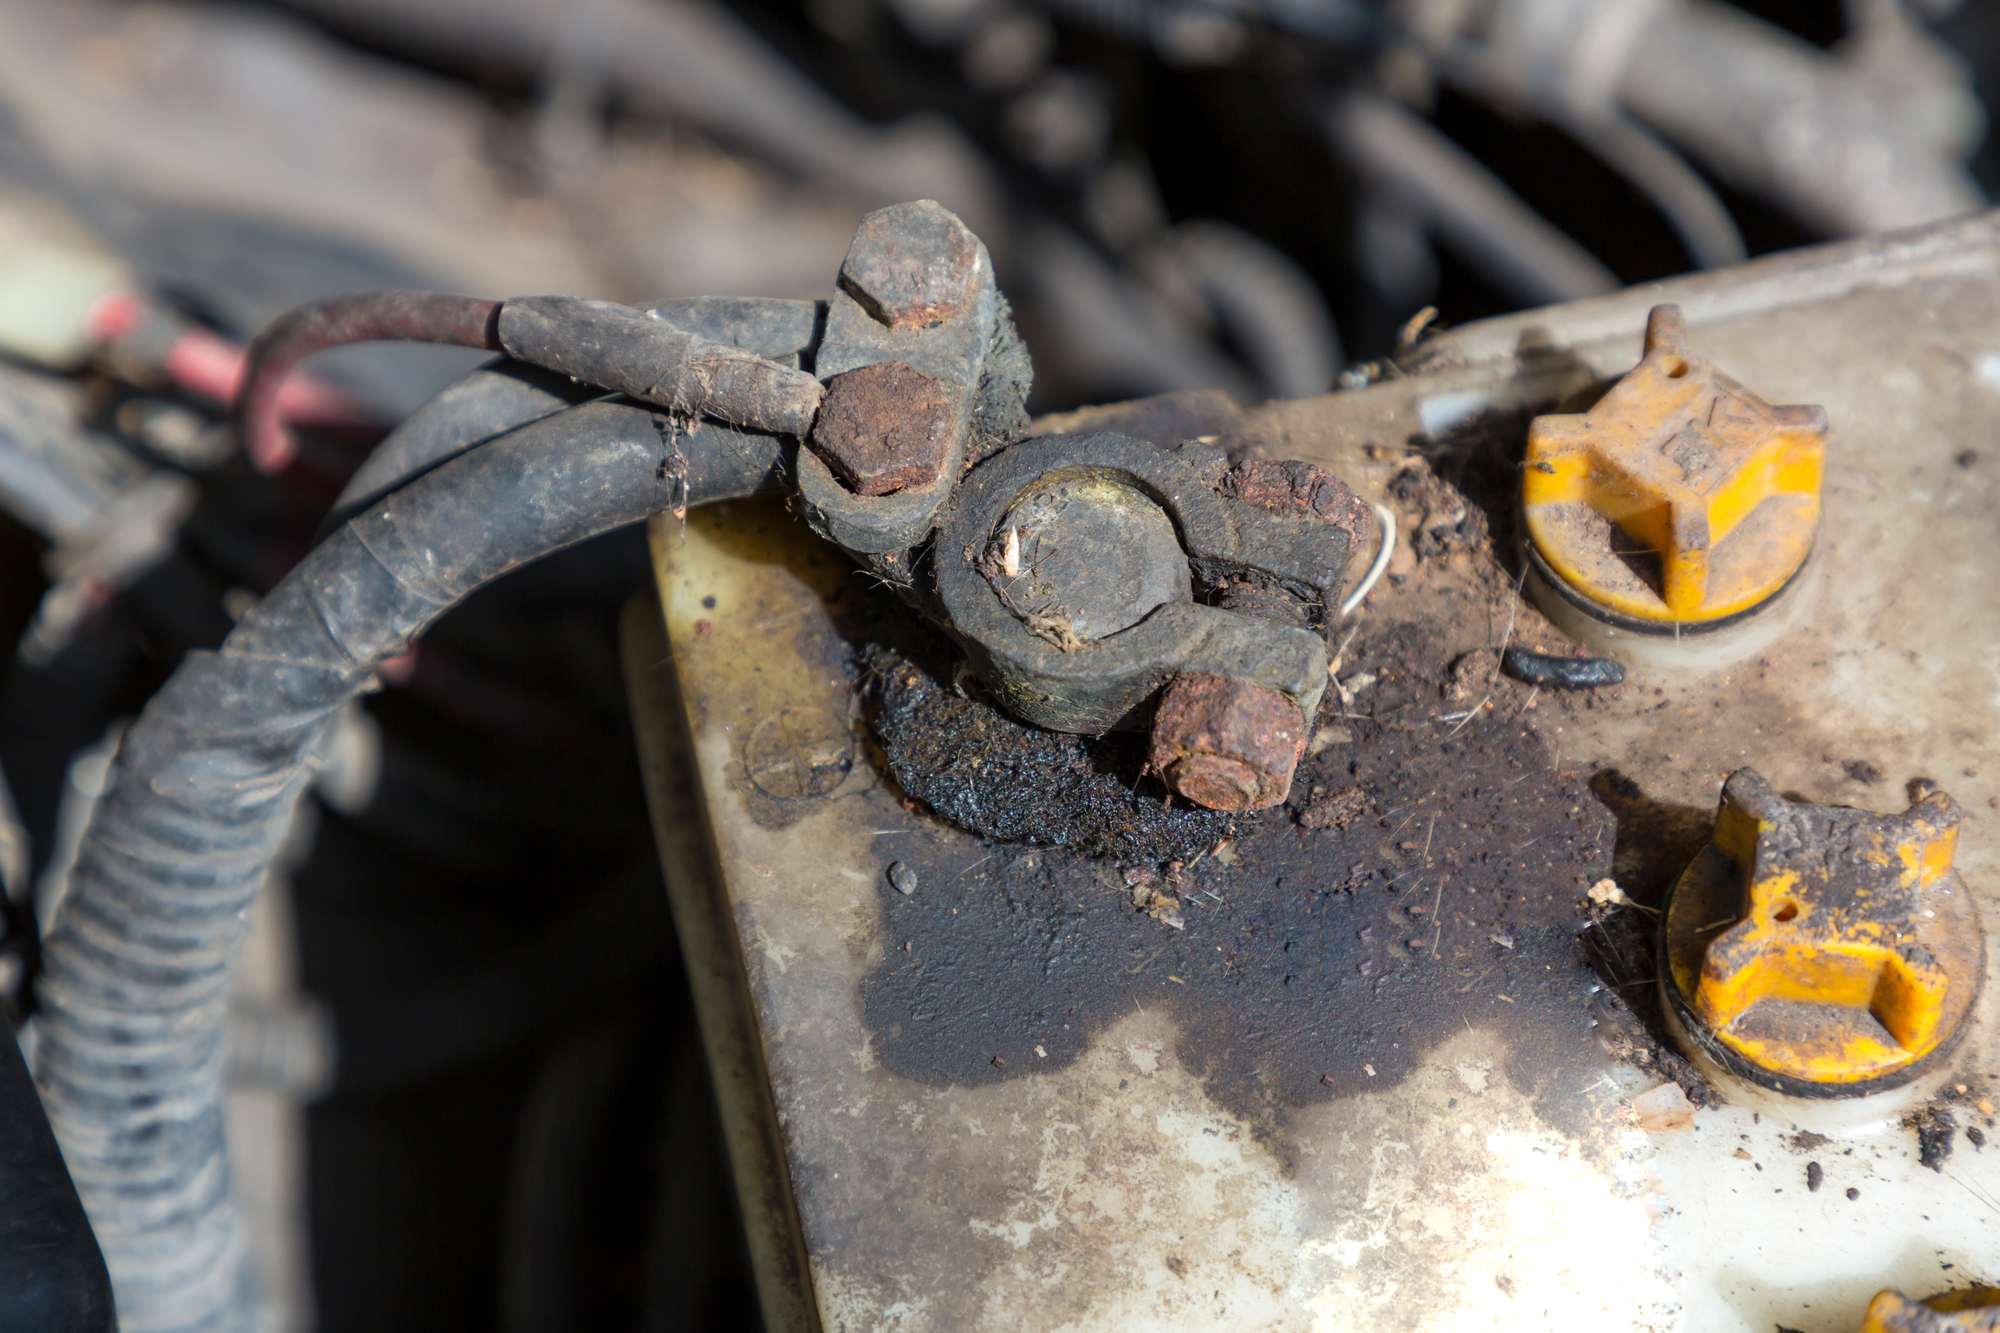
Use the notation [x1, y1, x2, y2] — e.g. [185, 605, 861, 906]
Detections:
[1501, 645, 1626, 690]
[1625, 1080, 1696, 1132]
[867, 639, 1236, 865]
[1911, 1104, 1958, 1173]
[861, 613, 1619, 1107]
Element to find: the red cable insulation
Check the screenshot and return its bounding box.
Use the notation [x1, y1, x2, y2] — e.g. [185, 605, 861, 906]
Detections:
[87, 291, 374, 431]
[235, 291, 502, 473]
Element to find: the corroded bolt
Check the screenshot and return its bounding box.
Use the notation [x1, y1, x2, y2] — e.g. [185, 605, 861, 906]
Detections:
[840, 200, 980, 331]
[1214, 457, 1372, 618]
[809, 361, 953, 496]
[1149, 674, 1307, 813]
[1218, 457, 1374, 534]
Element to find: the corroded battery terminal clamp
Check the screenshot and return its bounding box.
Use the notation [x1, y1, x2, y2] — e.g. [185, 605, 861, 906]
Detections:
[791, 202, 1371, 813]
[934, 437, 1367, 811]
[237, 199, 1370, 820]
[1661, 769, 1986, 1101]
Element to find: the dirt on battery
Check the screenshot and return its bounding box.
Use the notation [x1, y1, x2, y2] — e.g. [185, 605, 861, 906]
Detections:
[859, 610, 1629, 1141]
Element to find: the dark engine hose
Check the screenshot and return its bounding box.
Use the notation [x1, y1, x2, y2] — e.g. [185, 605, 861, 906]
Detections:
[31, 396, 786, 1333]
[1431, 44, 1747, 272]
[1157, 220, 1344, 401]
[323, 359, 604, 529]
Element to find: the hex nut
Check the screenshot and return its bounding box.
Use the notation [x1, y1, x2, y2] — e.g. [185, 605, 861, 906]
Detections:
[840, 200, 980, 331]
[1149, 674, 1308, 812]
[809, 361, 954, 497]
[1215, 458, 1373, 623]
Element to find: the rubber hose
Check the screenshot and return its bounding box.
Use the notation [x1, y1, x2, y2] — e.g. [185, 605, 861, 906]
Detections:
[324, 359, 603, 530]
[30, 397, 786, 1333]
[1158, 220, 1344, 400]
[0, 1027, 115, 1333]
[1323, 92, 1620, 306]
[1430, 43, 1747, 271]
[1618, 0, 1983, 237]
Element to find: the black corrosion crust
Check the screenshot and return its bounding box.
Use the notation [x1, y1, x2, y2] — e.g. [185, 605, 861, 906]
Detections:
[866, 642, 1238, 864]
[860, 622, 1621, 1133]
[1913, 1105, 1957, 1172]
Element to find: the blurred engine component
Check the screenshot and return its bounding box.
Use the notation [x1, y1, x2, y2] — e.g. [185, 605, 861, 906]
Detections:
[1429, 0, 1983, 234]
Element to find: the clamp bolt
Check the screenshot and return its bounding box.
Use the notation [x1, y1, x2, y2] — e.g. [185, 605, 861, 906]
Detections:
[808, 361, 953, 496]
[839, 200, 980, 331]
[1149, 674, 1307, 813]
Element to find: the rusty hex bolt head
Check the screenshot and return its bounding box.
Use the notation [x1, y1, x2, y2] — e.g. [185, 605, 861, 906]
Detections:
[808, 361, 954, 496]
[840, 200, 980, 331]
[1149, 674, 1307, 813]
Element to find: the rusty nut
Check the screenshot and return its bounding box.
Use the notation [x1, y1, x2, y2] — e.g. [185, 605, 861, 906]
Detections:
[1218, 458, 1374, 536]
[808, 361, 954, 497]
[1149, 674, 1308, 813]
[840, 200, 980, 331]
[1214, 458, 1374, 623]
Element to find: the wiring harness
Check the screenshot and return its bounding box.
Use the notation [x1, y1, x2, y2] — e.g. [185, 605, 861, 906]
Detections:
[35, 291, 822, 1333]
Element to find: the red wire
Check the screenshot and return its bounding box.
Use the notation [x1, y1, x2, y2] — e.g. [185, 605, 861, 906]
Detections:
[235, 291, 502, 473]
[169, 325, 375, 428]
[87, 291, 372, 429]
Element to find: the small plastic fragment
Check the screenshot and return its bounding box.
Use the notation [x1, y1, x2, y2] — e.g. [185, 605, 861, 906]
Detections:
[1626, 1081, 1695, 1132]
[1501, 646, 1626, 690]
